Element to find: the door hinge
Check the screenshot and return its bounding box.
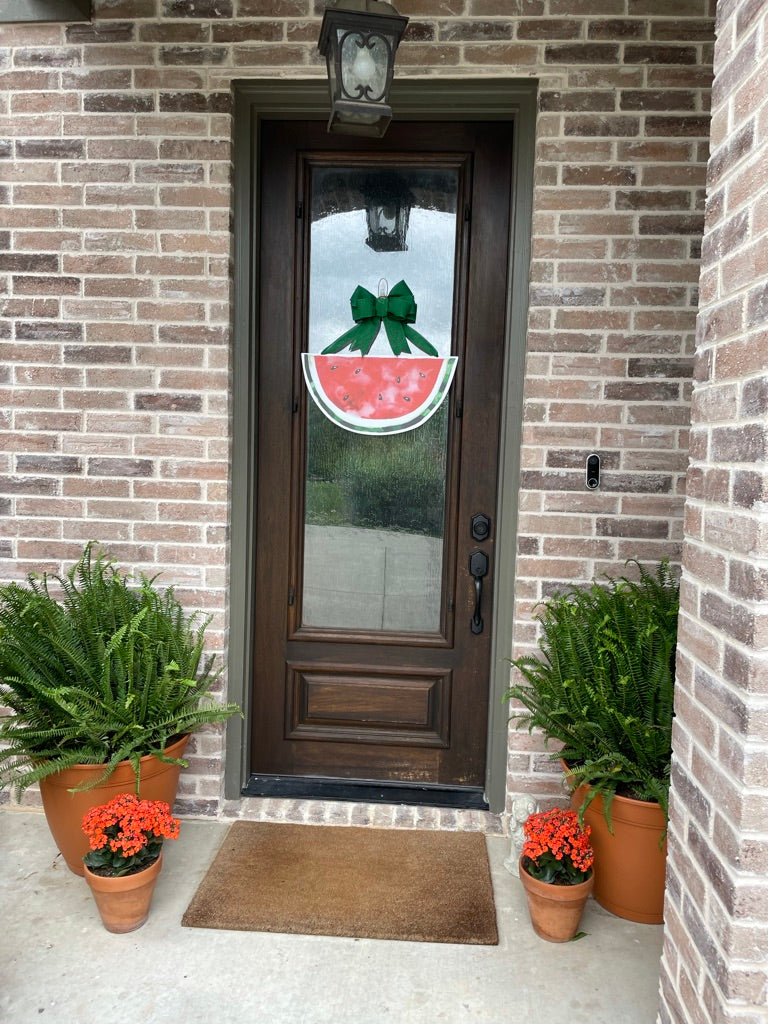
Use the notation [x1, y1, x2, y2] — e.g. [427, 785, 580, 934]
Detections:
[292, 397, 299, 414]
[288, 584, 295, 606]
[296, 201, 303, 219]
[455, 399, 463, 419]
[464, 204, 471, 222]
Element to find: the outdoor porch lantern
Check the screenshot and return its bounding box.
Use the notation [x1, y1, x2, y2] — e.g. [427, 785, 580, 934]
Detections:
[318, 0, 409, 139]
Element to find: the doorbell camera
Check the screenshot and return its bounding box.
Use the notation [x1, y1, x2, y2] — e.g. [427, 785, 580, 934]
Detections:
[586, 453, 600, 489]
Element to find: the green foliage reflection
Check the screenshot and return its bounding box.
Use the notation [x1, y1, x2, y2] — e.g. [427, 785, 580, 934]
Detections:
[305, 402, 448, 537]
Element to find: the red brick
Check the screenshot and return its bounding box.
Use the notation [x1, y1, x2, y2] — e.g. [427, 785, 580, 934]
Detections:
[231, 43, 312, 66]
[134, 483, 202, 501]
[561, 164, 637, 186]
[61, 255, 132, 275]
[563, 114, 640, 136]
[157, 500, 221, 522]
[83, 277, 153, 298]
[63, 478, 131, 498]
[63, 210, 133, 230]
[535, 187, 612, 210]
[134, 437, 205, 457]
[545, 42, 621, 64]
[558, 213, 635, 235]
[537, 140, 613, 162]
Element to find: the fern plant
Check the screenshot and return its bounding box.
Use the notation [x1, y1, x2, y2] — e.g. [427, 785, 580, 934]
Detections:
[505, 560, 679, 828]
[0, 542, 240, 796]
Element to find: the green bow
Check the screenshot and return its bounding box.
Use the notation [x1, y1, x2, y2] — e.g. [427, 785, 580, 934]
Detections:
[322, 280, 438, 357]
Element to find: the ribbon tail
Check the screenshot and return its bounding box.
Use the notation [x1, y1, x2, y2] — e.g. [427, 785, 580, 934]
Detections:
[383, 318, 410, 355]
[322, 324, 363, 354]
[322, 320, 379, 355]
[347, 319, 381, 355]
[403, 324, 439, 357]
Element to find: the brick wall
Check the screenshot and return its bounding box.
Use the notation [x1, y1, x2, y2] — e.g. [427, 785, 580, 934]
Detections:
[505, 2, 713, 809]
[659, 1, 768, 1020]
[1, 2, 712, 817]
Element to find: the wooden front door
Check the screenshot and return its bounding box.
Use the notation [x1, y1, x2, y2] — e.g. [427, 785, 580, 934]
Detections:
[248, 119, 513, 802]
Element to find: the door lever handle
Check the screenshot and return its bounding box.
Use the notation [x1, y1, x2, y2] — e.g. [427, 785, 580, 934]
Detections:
[469, 549, 488, 635]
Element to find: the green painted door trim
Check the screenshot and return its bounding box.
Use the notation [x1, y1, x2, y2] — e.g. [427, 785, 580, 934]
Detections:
[227, 78, 537, 813]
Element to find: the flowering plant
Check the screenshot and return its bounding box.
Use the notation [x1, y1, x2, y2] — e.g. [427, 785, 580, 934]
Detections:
[82, 793, 180, 877]
[521, 807, 594, 886]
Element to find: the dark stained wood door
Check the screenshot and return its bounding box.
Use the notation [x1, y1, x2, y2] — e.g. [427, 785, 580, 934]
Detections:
[249, 119, 513, 796]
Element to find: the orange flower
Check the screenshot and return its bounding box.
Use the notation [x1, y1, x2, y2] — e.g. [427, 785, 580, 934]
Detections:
[521, 807, 594, 886]
[82, 793, 180, 877]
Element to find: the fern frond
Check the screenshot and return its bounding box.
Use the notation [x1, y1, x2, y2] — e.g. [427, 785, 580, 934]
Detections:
[0, 542, 241, 797]
[505, 558, 679, 824]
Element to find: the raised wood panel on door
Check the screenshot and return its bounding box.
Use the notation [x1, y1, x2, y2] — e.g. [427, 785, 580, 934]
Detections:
[286, 664, 451, 747]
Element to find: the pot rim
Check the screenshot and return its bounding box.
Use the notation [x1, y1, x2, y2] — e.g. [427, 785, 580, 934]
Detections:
[83, 851, 162, 881]
[519, 856, 594, 889]
[561, 760, 665, 811]
[38, 733, 190, 787]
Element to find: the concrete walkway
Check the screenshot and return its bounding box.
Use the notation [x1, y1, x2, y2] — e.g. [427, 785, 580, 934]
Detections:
[1, 809, 663, 1024]
[303, 524, 442, 632]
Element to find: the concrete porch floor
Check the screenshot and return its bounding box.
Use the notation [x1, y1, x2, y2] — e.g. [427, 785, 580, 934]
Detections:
[1, 809, 663, 1024]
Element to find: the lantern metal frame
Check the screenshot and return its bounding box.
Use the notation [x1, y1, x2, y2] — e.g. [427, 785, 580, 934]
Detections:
[318, 0, 409, 138]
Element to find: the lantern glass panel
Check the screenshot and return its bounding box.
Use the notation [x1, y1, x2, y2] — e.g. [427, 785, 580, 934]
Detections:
[339, 30, 389, 102]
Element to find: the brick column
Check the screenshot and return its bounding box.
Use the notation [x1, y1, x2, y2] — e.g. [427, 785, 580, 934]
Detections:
[659, 1, 768, 1020]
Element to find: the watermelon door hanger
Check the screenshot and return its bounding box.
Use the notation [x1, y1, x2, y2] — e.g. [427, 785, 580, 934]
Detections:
[301, 278, 457, 435]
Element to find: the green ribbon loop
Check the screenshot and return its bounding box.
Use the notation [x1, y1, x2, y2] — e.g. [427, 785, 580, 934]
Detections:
[322, 280, 439, 358]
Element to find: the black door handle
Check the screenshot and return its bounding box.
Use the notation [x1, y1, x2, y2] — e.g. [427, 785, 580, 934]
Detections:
[469, 549, 488, 635]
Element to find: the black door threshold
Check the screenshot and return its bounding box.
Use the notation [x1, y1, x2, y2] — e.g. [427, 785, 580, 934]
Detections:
[242, 774, 489, 810]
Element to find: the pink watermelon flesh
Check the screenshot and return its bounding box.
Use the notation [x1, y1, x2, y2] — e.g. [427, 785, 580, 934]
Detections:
[302, 353, 457, 435]
[314, 354, 442, 419]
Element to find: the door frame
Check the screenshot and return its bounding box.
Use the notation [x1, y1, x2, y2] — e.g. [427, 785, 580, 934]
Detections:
[226, 78, 537, 812]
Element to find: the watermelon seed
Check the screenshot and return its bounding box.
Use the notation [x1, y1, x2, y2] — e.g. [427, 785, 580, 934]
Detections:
[343, 394, 349, 401]
[403, 395, 411, 402]
[354, 368, 361, 375]
[331, 364, 337, 370]
[378, 393, 383, 401]
[418, 372, 426, 378]
[396, 376, 401, 383]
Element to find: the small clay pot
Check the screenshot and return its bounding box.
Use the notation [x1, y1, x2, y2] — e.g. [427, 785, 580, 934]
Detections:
[83, 852, 163, 934]
[519, 857, 593, 943]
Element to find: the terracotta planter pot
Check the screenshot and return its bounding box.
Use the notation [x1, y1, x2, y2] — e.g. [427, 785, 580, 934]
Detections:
[83, 852, 163, 933]
[519, 857, 593, 942]
[39, 734, 189, 876]
[570, 783, 667, 925]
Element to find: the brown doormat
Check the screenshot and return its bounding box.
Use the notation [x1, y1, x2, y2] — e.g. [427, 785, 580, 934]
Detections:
[181, 822, 498, 945]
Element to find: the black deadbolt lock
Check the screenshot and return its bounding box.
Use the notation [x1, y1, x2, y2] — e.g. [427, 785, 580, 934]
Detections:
[471, 513, 491, 542]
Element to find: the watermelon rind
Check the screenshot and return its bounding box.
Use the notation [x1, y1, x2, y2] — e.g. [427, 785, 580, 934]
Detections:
[301, 354, 458, 436]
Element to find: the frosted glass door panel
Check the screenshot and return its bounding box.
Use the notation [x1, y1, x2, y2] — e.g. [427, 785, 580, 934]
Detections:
[303, 166, 459, 633]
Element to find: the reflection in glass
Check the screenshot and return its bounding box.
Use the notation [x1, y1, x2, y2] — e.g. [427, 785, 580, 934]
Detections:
[303, 166, 458, 632]
[363, 173, 413, 252]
